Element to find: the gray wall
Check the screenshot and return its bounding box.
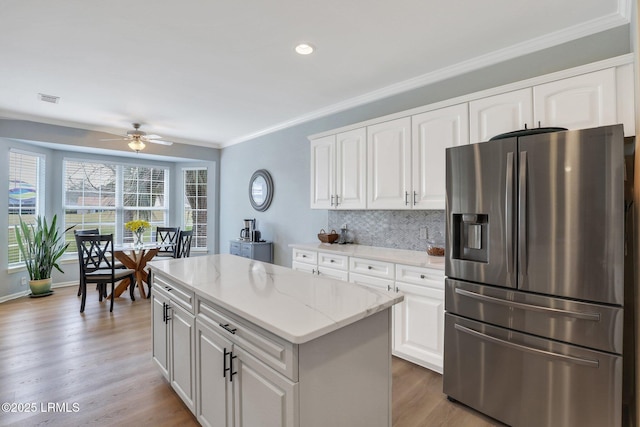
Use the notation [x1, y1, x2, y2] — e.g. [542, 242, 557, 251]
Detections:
[219, 26, 632, 267]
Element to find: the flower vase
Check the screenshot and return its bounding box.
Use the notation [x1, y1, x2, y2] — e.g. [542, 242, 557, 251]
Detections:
[134, 230, 144, 248]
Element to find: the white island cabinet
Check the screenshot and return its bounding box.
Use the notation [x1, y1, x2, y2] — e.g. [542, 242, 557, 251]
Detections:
[149, 254, 403, 427]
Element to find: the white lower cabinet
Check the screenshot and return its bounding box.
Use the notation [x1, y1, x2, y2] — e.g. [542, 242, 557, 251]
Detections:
[291, 248, 349, 281]
[293, 249, 446, 372]
[152, 277, 196, 413]
[392, 282, 444, 374]
[195, 320, 297, 427]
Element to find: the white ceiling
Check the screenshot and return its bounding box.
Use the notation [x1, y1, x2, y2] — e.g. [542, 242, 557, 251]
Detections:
[0, 0, 631, 150]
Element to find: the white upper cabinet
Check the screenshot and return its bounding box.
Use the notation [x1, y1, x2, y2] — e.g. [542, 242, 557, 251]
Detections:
[469, 88, 533, 143]
[310, 129, 366, 209]
[616, 64, 635, 136]
[335, 128, 367, 209]
[367, 117, 412, 209]
[412, 103, 469, 209]
[310, 135, 335, 209]
[533, 68, 616, 131]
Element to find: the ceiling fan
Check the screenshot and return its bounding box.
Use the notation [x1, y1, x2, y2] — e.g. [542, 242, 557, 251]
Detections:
[101, 123, 175, 152]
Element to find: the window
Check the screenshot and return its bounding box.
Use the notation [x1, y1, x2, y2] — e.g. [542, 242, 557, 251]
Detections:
[63, 159, 169, 251]
[8, 150, 44, 265]
[183, 168, 207, 250]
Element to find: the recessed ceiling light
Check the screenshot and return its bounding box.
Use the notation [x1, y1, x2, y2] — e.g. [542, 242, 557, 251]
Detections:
[295, 43, 314, 55]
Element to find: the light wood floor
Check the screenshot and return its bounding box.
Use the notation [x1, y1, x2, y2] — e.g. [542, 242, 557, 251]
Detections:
[0, 285, 501, 427]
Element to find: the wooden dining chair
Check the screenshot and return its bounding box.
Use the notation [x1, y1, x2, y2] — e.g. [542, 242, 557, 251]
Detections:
[74, 229, 100, 296]
[175, 230, 193, 258]
[156, 227, 180, 257]
[75, 234, 136, 313]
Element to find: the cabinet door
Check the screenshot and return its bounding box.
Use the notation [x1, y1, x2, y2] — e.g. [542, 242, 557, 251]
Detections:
[152, 289, 170, 379]
[170, 302, 196, 413]
[412, 104, 469, 209]
[469, 88, 533, 143]
[233, 347, 298, 427]
[393, 282, 444, 374]
[196, 321, 234, 427]
[367, 117, 412, 209]
[616, 64, 635, 136]
[335, 128, 367, 209]
[533, 68, 616, 130]
[310, 135, 336, 209]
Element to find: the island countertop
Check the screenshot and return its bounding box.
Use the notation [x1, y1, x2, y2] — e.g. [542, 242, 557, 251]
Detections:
[148, 254, 403, 344]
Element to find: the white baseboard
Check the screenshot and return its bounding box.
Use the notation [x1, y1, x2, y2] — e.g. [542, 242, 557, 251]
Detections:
[0, 281, 77, 304]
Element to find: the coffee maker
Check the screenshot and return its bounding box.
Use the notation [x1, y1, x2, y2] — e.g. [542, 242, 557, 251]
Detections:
[240, 218, 254, 241]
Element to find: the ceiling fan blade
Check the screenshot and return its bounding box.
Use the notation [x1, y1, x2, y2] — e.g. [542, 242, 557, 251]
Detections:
[146, 134, 162, 139]
[149, 139, 174, 146]
[100, 138, 127, 141]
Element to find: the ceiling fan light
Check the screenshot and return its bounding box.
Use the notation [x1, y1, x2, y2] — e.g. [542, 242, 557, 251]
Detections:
[128, 139, 146, 152]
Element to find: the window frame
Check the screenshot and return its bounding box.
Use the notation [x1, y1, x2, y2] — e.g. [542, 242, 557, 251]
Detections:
[8, 149, 46, 267]
[62, 157, 170, 251]
[182, 166, 208, 251]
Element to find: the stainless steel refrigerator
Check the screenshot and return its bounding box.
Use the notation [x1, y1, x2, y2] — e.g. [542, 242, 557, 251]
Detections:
[443, 124, 627, 427]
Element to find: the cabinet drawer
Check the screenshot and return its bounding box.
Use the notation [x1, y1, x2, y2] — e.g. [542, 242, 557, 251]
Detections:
[317, 252, 348, 271]
[240, 244, 252, 258]
[292, 248, 317, 265]
[230, 241, 241, 255]
[395, 264, 444, 289]
[349, 272, 394, 291]
[153, 273, 195, 313]
[350, 257, 394, 280]
[196, 297, 297, 381]
[318, 267, 349, 281]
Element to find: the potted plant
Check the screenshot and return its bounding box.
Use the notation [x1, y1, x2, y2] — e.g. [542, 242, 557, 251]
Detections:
[14, 214, 71, 296]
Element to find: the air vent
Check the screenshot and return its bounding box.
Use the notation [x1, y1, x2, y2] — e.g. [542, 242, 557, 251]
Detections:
[38, 93, 60, 104]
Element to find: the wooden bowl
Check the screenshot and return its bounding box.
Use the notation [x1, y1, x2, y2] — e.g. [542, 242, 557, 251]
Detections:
[317, 229, 339, 243]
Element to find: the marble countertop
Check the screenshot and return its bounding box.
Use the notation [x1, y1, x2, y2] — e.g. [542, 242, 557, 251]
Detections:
[289, 243, 445, 271]
[148, 254, 403, 344]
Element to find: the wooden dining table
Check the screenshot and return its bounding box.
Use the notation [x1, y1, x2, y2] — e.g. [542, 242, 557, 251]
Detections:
[111, 242, 175, 299]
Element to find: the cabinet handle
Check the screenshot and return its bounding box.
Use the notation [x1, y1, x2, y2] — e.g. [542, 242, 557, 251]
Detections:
[229, 351, 238, 382]
[420, 274, 425, 279]
[330, 195, 334, 206]
[413, 191, 417, 205]
[405, 191, 409, 206]
[165, 304, 171, 323]
[395, 287, 399, 293]
[301, 254, 307, 258]
[329, 259, 335, 263]
[367, 266, 373, 270]
[162, 302, 166, 323]
[387, 285, 391, 291]
[219, 323, 237, 335]
[335, 195, 340, 206]
[223, 347, 230, 378]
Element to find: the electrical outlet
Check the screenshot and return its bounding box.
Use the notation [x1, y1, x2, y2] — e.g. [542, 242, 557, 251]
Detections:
[420, 227, 427, 240]
[21, 277, 27, 286]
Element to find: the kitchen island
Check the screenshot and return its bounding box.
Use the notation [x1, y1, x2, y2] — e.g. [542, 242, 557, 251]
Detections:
[148, 254, 403, 427]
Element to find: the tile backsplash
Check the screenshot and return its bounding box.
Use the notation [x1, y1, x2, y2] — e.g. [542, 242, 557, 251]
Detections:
[328, 210, 445, 252]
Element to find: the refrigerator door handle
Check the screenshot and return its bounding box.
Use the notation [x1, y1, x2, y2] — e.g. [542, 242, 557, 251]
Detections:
[454, 288, 602, 321]
[518, 151, 528, 282]
[454, 323, 600, 368]
[505, 152, 514, 276]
